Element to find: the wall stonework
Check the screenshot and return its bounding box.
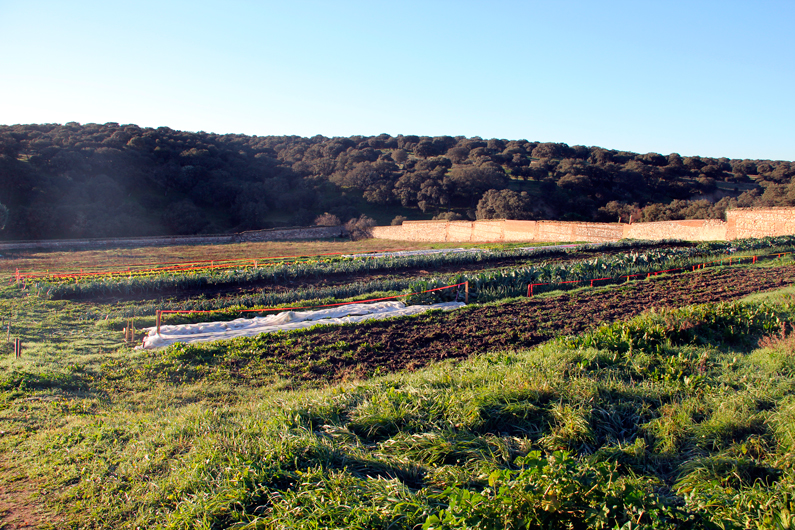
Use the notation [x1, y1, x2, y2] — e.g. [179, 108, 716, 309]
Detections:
[471, 220, 504, 242]
[623, 219, 727, 241]
[726, 208, 795, 240]
[372, 209, 795, 244]
[446, 221, 474, 242]
[535, 221, 624, 243]
[503, 220, 538, 241]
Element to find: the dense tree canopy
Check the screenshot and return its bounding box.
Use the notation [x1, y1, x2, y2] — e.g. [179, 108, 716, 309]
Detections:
[0, 122, 792, 240]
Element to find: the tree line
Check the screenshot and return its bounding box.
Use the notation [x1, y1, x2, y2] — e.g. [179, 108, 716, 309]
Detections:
[0, 122, 793, 240]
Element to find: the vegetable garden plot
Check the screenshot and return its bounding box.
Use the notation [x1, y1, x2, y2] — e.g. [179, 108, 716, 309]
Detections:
[153, 264, 795, 385]
[23, 239, 693, 300]
[140, 301, 465, 349]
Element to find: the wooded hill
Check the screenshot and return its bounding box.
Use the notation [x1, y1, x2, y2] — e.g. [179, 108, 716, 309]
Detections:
[1, 122, 793, 240]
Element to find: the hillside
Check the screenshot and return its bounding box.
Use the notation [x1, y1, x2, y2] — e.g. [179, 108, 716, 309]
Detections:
[1, 122, 794, 240]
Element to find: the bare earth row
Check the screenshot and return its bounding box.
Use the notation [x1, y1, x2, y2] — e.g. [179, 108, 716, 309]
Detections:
[226, 264, 795, 384]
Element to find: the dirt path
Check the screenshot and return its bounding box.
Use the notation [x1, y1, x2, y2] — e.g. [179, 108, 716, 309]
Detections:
[0, 458, 47, 530]
[246, 265, 795, 383]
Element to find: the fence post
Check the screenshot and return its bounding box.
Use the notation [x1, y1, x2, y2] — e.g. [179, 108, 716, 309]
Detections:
[527, 284, 532, 297]
[753, 255, 757, 264]
[156, 311, 161, 335]
[464, 281, 469, 304]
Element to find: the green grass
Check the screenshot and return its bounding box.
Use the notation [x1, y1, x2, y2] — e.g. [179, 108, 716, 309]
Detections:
[3, 276, 795, 528]
[3, 238, 795, 528]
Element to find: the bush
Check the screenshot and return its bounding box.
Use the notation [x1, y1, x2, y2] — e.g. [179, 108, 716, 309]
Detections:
[432, 211, 464, 221]
[314, 212, 342, 226]
[345, 215, 376, 240]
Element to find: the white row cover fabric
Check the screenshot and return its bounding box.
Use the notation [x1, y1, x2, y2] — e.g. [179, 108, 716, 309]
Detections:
[139, 301, 465, 350]
[344, 248, 487, 258]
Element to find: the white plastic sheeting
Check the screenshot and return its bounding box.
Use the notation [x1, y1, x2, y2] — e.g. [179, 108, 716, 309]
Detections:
[139, 301, 465, 350]
[344, 248, 487, 258]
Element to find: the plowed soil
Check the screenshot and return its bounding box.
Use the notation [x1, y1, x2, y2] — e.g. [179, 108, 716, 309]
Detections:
[248, 265, 795, 383]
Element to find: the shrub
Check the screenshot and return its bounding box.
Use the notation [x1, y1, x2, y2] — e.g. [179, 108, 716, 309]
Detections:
[345, 215, 376, 240]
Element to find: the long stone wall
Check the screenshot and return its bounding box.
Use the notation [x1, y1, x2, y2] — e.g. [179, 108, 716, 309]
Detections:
[371, 209, 795, 243]
[3, 208, 795, 251]
[0, 225, 345, 252]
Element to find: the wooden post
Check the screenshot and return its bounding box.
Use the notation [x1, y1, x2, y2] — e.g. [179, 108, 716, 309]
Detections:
[6, 322, 9, 343]
[464, 281, 469, 304]
[156, 311, 161, 335]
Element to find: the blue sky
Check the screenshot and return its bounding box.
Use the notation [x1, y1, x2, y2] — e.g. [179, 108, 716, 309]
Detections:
[1, 0, 793, 160]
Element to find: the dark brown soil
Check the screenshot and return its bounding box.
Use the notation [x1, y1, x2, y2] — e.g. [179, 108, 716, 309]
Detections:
[250, 265, 795, 383]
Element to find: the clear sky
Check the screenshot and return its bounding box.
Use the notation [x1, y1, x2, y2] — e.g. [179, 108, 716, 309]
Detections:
[1, 0, 793, 160]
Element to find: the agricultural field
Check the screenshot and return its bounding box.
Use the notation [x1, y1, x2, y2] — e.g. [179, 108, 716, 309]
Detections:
[2, 236, 795, 528]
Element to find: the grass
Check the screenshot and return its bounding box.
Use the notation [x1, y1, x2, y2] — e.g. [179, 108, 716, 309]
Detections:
[2, 241, 795, 528]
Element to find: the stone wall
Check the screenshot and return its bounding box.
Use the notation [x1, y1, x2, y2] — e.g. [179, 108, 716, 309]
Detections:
[471, 220, 504, 241]
[5, 208, 795, 251]
[726, 208, 795, 240]
[536, 221, 624, 243]
[0, 225, 345, 252]
[503, 220, 538, 241]
[447, 221, 475, 241]
[372, 220, 625, 243]
[623, 219, 727, 241]
[371, 209, 795, 243]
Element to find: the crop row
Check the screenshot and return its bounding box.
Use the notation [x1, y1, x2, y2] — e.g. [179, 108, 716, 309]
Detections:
[85, 237, 794, 324]
[404, 246, 761, 304]
[27, 239, 690, 300]
[19, 255, 342, 284]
